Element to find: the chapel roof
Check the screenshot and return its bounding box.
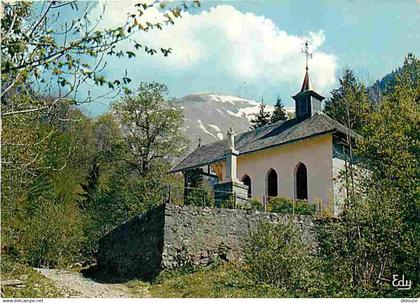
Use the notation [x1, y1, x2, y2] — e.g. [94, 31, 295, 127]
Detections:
[170, 112, 359, 172]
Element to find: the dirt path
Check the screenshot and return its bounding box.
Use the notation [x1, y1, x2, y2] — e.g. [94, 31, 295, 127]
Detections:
[36, 268, 148, 298]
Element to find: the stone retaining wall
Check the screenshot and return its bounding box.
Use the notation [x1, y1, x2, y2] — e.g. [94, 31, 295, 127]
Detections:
[97, 203, 316, 280]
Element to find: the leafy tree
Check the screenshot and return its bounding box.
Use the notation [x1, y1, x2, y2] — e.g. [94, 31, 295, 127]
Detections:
[81, 114, 123, 200]
[318, 54, 420, 297]
[1, 2, 199, 233]
[356, 53, 419, 290]
[1, 1, 199, 117]
[19, 194, 87, 268]
[111, 82, 187, 175]
[2, 82, 189, 264]
[244, 221, 322, 296]
[2, 102, 97, 266]
[270, 96, 287, 123]
[82, 83, 188, 254]
[250, 98, 271, 129]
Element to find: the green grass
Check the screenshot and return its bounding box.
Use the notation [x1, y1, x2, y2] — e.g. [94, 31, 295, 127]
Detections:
[1, 257, 63, 298]
[126, 263, 283, 298]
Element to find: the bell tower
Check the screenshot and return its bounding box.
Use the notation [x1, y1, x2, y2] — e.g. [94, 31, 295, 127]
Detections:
[292, 41, 325, 120]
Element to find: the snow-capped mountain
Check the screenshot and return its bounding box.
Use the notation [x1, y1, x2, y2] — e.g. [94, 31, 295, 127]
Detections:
[174, 93, 294, 151]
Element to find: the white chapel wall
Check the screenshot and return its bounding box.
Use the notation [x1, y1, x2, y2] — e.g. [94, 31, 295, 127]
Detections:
[236, 133, 334, 206]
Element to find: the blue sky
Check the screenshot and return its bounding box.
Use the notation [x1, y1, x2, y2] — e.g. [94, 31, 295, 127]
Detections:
[81, 0, 419, 115]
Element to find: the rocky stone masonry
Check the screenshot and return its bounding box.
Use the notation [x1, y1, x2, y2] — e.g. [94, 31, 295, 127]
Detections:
[97, 203, 316, 280]
[213, 180, 249, 207]
[97, 204, 165, 280]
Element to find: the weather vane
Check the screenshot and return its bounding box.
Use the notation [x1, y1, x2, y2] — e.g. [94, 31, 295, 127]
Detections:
[301, 40, 312, 71]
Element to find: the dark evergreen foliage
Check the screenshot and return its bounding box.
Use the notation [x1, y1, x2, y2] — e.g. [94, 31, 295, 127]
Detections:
[250, 98, 271, 129]
[270, 96, 287, 123]
[323, 69, 371, 133]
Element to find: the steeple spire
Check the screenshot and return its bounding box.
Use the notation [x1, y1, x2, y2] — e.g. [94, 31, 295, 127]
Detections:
[292, 40, 324, 120]
[300, 69, 311, 92]
[300, 40, 312, 92]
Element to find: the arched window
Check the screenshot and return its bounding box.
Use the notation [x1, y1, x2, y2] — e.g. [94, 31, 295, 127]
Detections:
[295, 162, 308, 200]
[266, 168, 278, 198]
[241, 175, 252, 198]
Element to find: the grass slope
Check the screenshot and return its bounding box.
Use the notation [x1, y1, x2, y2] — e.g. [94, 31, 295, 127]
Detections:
[126, 263, 283, 298]
[1, 257, 63, 298]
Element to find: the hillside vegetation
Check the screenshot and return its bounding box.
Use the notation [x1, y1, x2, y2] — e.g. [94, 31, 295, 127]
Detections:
[1, 256, 63, 298]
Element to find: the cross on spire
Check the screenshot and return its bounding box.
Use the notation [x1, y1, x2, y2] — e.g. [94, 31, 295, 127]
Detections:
[301, 40, 312, 71]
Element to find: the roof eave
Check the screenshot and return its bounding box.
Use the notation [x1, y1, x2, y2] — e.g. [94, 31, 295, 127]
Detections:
[292, 90, 325, 101]
[171, 129, 338, 173]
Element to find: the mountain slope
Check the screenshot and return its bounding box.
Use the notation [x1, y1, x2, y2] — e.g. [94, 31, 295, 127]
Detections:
[368, 69, 400, 102]
[174, 93, 294, 151]
[367, 56, 416, 102]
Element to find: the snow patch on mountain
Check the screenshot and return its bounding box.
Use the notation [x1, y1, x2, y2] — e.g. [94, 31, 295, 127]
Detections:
[197, 119, 218, 139]
[225, 109, 244, 118]
[207, 94, 257, 105]
[208, 124, 221, 132]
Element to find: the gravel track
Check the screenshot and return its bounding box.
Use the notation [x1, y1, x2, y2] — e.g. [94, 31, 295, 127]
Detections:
[36, 268, 147, 298]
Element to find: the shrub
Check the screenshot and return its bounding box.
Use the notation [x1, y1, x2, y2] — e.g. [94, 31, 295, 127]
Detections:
[267, 197, 316, 215]
[236, 198, 263, 211]
[249, 198, 263, 211]
[295, 200, 316, 215]
[267, 197, 293, 213]
[218, 196, 235, 209]
[315, 198, 334, 217]
[185, 185, 214, 207]
[244, 220, 320, 294]
[18, 196, 86, 267]
[185, 188, 205, 206]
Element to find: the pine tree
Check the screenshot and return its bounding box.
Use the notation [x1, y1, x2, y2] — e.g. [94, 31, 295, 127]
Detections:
[271, 95, 287, 123]
[251, 98, 271, 129]
[323, 70, 372, 204]
[323, 69, 371, 133]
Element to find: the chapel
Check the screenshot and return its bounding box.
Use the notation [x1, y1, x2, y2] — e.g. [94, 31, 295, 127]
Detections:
[171, 58, 358, 215]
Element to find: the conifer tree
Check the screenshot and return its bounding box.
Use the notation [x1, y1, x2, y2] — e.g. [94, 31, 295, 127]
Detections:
[271, 95, 287, 123]
[323, 69, 371, 133]
[251, 98, 271, 129]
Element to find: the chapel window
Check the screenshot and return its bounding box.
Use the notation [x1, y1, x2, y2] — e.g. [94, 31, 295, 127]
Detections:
[266, 168, 278, 198]
[295, 162, 308, 200]
[241, 175, 252, 198]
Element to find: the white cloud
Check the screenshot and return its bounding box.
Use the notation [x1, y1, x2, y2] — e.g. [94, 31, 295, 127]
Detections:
[90, 2, 337, 93]
[89, 0, 169, 29]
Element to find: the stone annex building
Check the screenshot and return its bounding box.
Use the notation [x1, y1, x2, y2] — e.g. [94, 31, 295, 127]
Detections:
[171, 66, 358, 215]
